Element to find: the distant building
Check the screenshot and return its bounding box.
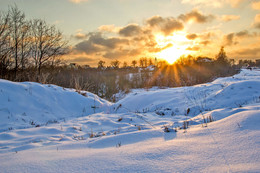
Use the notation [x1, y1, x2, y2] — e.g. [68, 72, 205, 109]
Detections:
[145, 65, 157, 71]
[229, 59, 235, 65]
[83, 65, 90, 69]
[196, 57, 213, 63]
[69, 63, 78, 69]
[256, 59, 260, 67]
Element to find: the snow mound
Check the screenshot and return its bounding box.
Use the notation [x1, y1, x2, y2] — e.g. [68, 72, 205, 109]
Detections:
[113, 69, 260, 116]
[0, 79, 111, 132]
[0, 69, 260, 172]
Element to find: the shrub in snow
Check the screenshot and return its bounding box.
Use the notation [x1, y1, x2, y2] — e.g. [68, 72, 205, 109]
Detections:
[163, 125, 170, 133]
[116, 142, 121, 148]
[118, 117, 123, 122]
[182, 120, 189, 131]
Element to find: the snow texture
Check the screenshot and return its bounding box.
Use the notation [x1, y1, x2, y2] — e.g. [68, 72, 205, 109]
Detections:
[0, 69, 260, 173]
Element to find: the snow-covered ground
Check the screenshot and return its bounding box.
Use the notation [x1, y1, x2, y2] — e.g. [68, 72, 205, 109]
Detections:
[0, 69, 260, 172]
[0, 81, 111, 132]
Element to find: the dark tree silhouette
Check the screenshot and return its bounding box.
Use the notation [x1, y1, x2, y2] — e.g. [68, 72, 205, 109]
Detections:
[9, 5, 26, 78]
[98, 60, 105, 68]
[0, 10, 11, 77]
[30, 19, 68, 78]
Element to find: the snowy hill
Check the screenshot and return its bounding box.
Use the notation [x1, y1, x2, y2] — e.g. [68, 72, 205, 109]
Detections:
[0, 69, 260, 172]
[114, 69, 260, 115]
[0, 80, 111, 132]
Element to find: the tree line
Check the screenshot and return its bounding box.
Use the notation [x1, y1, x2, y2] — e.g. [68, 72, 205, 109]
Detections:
[38, 47, 240, 102]
[1, 6, 252, 102]
[97, 57, 158, 69]
[0, 5, 68, 81]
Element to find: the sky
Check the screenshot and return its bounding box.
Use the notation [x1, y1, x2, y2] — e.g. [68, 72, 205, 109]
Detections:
[1, 0, 260, 66]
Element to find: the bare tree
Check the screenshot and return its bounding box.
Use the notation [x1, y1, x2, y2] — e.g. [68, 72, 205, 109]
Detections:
[122, 61, 128, 68]
[139, 58, 144, 68]
[139, 57, 148, 68]
[131, 60, 137, 67]
[0, 10, 11, 77]
[8, 5, 26, 78]
[98, 60, 105, 69]
[111, 60, 120, 69]
[30, 19, 68, 78]
[148, 58, 153, 66]
[216, 46, 229, 64]
[19, 21, 31, 72]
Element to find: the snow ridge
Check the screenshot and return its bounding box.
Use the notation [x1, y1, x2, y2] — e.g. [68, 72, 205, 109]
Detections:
[0, 69, 260, 173]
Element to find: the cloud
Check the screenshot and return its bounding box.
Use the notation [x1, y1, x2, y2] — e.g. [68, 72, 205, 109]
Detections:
[119, 24, 143, 37]
[227, 0, 246, 8]
[68, 57, 95, 63]
[69, 0, 89, 3]
[236, 30, 250, 37]
[146, 16, 184, 35]
[98, 25, 119, 33]
[252, 1, 260, 10]
[236, 47, 260, 55]
[178, 10, 215, 23]
[181, 0, 246, 8]
[223, 30, 253, 46]
[186, 46, 200, 51]
[72, 11, 255, 64]
[229, 45, 260, 59]
[62, 51, 98, 65]
[224, 33, 236, 45]
[74, 40, 101, 54]
[74, 32, 130, 55]
[148, 43, 173, 53]
[88, 32, 129, 49]
[253, 14, 260, 29]
[200, 40, 211, 45]
[181, 0, 224, 8]
[186, 33, 198, 40]
[103, 49, 141, 59]
[74, 32, 87, 40]
[220, 15, 240, 22]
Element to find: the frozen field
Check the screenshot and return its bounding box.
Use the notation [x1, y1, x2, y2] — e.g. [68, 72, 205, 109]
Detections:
[0, 69, 260, 172]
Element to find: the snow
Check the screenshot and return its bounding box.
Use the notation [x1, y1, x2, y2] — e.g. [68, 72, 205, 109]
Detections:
[0, 69, 260, 172]
[0, 80, 111, 132]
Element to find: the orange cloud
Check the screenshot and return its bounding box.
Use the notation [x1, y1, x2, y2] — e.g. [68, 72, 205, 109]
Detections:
[181, 0, 246, 8]
[223, 30, 254, 46]
[252, 1, 260, 10]
[186, 33, 198, 40]
[181, 0, 224, 8]
[186, 46, 200, 51]
[178, 10, 215, 23]
[98, 25, 119, 33]
[227, 0, 245, 8]
[146, 16, 184, 35]
[253, 14, 260, 29]
[119, 24, 143, 37]
[69, 0, 89, 3]
[74, 32, 87, 40]
[220, 15, 240, 22]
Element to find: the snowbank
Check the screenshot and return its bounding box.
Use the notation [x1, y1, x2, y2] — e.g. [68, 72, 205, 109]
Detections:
[0, 80, 111, 132]
[0, 69, 259, 172]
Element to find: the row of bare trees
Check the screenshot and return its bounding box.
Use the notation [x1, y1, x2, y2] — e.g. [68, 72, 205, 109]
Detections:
[0, 5, 68, 80]
[97, 57, 160, 69]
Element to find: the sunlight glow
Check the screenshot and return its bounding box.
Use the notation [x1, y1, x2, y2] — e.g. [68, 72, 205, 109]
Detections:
[155, 32, 193, 64]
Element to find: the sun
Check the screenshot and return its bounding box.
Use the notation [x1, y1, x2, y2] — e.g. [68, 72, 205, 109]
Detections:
[155, 32, 193, 64]
[157, 46, 188, 64]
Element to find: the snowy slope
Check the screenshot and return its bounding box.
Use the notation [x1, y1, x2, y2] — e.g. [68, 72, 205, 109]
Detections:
[0, 80, 111, 132]
[0, 69, 260, 173]
[113, 69, 260, 116]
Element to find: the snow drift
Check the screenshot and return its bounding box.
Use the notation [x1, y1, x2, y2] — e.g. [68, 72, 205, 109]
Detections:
[0, 69, 260, 173]
[0, 80, 111, 132]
